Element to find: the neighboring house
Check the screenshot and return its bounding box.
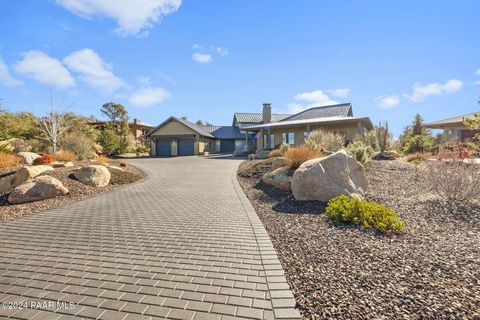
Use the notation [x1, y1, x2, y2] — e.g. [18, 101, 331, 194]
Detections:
[244, 103, 373, 150]
[88, 118, 153, 143]
[233, 109, 291, 130]
[423, 112, 480, 141]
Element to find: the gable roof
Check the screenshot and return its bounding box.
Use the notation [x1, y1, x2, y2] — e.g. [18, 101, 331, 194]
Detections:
[423, 112, 478, 129]
[145, 116, 215, 138]
[243, 116, 373, 131]
[280, 103, 352, 122]
[233, 113, 291, 125]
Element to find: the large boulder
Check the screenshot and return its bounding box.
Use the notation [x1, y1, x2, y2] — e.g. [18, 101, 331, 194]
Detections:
[8, 176, 68, 204]
[0, 165, 54, 194]
[261, 166, 292, 191]
[271, 157, 287, 171]
[291, 150, 368, 201]
[17, 152, 40, 165]
[74, 165, 111, 187]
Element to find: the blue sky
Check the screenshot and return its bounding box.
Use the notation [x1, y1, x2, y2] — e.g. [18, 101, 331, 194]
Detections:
[0, 0, 479, 135]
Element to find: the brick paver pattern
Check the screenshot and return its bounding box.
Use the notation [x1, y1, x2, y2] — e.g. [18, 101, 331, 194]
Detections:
[0, 157, 301, 320]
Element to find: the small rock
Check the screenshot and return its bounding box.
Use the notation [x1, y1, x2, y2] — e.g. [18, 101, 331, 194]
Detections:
[52, 161, 74, 168]
[271, 157, 287, 171]
[74, 165, 111, 187]
[8, 176, 68, 204]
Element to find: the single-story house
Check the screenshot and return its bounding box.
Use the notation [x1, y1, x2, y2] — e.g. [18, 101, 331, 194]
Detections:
[243, 103, 373, 150]
[145, 117, 254, 156]
[423, 112, 480, 141]
[88, 118, 153, 143]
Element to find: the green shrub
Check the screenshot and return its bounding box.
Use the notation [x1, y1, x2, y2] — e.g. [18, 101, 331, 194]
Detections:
[345, 141, 373, 165]
[61, 131, 96, 160]
[402, 135, 433, 154]
[326, 195, 405, 233]
[305, 129, 345, 152]
[279, 143, 290, 155]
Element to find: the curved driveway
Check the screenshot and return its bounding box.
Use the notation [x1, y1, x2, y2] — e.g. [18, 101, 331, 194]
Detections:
[0, 156, 300, 320]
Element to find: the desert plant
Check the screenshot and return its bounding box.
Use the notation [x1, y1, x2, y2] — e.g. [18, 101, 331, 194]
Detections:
[376, 121, 392, 152]
[326, 195, 406, 233]
[268, 149, 282, 158]
[96, 155, 110, 165]
[345, 141, 373, 165]
[305, 129, 345, 152]
[32, 154, 54, 165]
[284, 146, 321, 169]
[61, 131, 96, 160]
[55, 150, 77, 161]
[279, 143, 290, 155]
[404, 152, 432, 162]
[0, 152, 23, 169]
[427, 141, 480, 202]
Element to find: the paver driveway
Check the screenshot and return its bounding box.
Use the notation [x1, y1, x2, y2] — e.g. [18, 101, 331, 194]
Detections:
[0, 157, 300, 320]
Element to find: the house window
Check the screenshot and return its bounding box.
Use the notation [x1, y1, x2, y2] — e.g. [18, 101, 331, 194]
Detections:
[282, 132, 295, 145]
[304, 131, 310, 141]
[270, 134, 275, 149]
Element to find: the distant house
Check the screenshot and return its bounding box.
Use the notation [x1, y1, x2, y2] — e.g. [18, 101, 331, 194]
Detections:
[244, 103, 373, 150]
[88, 118, 153, 143]
[423, 113, 480, 141]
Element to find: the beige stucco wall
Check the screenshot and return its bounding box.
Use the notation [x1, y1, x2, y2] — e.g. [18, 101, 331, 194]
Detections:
[256, 123, 368, 150]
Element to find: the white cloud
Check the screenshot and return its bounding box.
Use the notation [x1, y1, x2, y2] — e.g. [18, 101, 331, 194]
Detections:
[405, 79, 463, 102]
[285, 90, 339, 113]
[473, 80, 480, 86]
[216, 47, 229, 56]
[56, 0, 181, 37]
[0, 58, 22, 87]
[192, 53, 212, 64]
[14, 51, 75, 88]
[328, 88, 350, 98]
[129, 86, 170, 107]
[475, 68, 480, 76]
[375, 95, 400, 109]
[63, 48, 125, 92]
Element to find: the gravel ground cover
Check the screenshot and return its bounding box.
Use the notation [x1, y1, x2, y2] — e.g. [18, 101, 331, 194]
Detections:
[0, 161, 145, 220]
[238, 159, 480, 319]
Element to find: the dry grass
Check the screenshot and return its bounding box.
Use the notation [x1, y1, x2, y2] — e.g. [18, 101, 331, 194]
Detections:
[32, 154, 54, 166]
[404, 152, 432, 162]
[0, 152, 23, 169]
[55, 150, 77, 161]
[96, 155, 110, 165]
[268, 149, 282, 158]
[284, 146, 321, 169]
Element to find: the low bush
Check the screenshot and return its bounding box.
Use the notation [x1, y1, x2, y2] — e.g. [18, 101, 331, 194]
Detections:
[279, 143, 290, 155]
[61, 131, 96, 160]
[427, 141, 480, 202]
[6, 138, 31, 152]
[404, 152, 432, 162]
[55, 150, 77, 161]
[32, 154, 54, 166]
[345, 141, 373, 165]
[326, 195, 406, 233]
[305, 129, 345, 152]
[0, 141, 14, 154]
[119, 162, 128, 167]
[284, 146, 321, 169]
[96, 155, 110, 165]
[0, 152, 23, 169]
[268, 149, 282, 158]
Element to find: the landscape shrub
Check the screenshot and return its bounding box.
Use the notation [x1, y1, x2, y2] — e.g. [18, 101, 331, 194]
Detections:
[305, 129, 345, 152]
[96, 155, 110, 165]
[8, 138, 32, 152]
[427, 141, 480, 202]
[32, 154, 54, 166]
[0, 141, 14, 154]
[284, 146, 321, 169]
[61, 131, 96, 160]
[279, 143, 290, 155]
[268, 149, 282, 158]
[404, 152, 432, 162]
[119, 162, 128, 167]
[55, 150, 77, 161]
[402, 135, 433, 154]
[326, 195, 406, 233]
[0, 152, 23, 169]
[345, 141, 373, 165]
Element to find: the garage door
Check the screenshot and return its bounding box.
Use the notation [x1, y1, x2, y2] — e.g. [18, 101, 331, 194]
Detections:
[155, 139, 171, 156]
[220, 140, 235, 153]
[178, 139, 194, 156]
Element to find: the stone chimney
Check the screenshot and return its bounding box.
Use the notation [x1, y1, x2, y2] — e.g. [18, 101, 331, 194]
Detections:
[262, 103, 271, 124]
[133, 118, 139, 125]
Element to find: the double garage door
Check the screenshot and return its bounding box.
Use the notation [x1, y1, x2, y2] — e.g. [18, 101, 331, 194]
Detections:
[155, 139, 194, 156]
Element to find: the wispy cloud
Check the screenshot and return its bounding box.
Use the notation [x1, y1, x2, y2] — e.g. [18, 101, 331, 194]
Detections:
[405, 79, 463, 102]
[328, 88, 350, 98]
[192, 52, 213, 64]
[63, 48, 125, 92]
[129, 86, 170, 107]
[216, 47, 229, 56]
[284, 89, 339, 113]
[0, 57, 22, 87]
[56, 0, 182, 37]
[375, 95, 400, 109]
[475, 68, 480, 76]
[14, 51, 75, 88]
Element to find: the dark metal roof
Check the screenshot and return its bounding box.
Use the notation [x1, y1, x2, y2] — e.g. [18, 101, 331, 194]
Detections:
[206, 126, 248, 139]
[280, 103, 352, 122]
[243, 116, 373, 131]
[233, 113, 291, 124]
[145, 116, 215, 138]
